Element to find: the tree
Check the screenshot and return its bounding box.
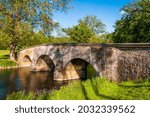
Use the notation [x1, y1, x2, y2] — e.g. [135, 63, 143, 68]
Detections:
[63, 22, 94, 43]
[79, 15, 106, 35]
[0, 29, 10, 49]
[63, 15, 106, 43]
[0, 0, 71, 60]
[113, 0, 150, 43]
[16, 31, 49, 51]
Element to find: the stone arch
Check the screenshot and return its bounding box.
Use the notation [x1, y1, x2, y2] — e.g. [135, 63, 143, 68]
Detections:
[35, 55, 55, 72]
[22, 55, 32, 67]
[62, 58, 99, 80]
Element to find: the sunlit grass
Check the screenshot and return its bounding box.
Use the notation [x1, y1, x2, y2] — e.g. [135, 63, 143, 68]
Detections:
[0, 50, 9, 54]
[6, 77, 150, 100]
[0, 50, 17, 67]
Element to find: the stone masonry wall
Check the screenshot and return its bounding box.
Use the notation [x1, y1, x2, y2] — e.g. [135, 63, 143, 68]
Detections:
[117, 50, 150, 81]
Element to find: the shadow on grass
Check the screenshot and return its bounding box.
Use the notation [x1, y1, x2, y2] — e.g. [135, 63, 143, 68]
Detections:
[80, 78, 118, 100]
[80, 82, 90, 100]
[118, 85, 150, 88]
[96, 93, 118, 100]
[0, 55, 9, 59]
[90, 79, 118, 100]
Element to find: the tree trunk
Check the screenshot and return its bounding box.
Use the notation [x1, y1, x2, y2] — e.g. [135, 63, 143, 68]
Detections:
[9, 43, 16, 61]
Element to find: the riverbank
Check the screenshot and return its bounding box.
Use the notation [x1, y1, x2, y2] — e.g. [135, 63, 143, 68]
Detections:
[0, 66, 19, 70]
[7, 77, 150, 100]
[0, 50, 18, 68]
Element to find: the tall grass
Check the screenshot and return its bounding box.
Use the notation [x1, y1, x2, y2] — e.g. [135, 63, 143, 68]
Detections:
[6, 77, 150, 100]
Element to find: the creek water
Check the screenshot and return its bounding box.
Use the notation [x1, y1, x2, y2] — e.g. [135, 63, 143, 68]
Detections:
[0, 67, 72, 99]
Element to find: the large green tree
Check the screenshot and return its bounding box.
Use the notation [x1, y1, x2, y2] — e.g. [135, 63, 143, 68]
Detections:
[79, 15, 106, 35]
[0, 0, 71, 60]
[113, 0, 150, 43]
[63, 22, 94, 43]
[63, 15, 106, 43]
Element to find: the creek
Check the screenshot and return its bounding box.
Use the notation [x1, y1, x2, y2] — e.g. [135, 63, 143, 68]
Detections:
[0, 67, 71, 99]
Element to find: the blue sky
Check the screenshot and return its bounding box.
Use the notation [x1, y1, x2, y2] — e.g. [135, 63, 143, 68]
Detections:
[53, 0, 132, 32]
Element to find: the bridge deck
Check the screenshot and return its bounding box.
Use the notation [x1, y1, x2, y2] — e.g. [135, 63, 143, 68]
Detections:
[20, 43, 150, 51]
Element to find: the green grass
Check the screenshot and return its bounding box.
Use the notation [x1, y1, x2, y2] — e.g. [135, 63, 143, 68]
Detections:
[0, 50, 10, 57]
[6, 77, 150, 100]
[0, 50, 17, 67]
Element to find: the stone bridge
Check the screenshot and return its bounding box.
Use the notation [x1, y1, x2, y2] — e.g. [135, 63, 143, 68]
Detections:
[17, 43, 150, 82]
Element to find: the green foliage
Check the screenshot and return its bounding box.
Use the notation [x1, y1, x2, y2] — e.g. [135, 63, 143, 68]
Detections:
[49, 37, 75, 43]
[0, 30, 10, 49]
[63, 15, 107, 43]
[16, 31, 49, 51]
[6, 77, 150, 100]
[0, 0, 71, 36]
[86, 64, 97, 79]
[88, 34, 113, 43]
[63, 22, 94, 43]
[0, 0, 71, 59]
[79, 15, 106, 35]
[113, 0, 150, 43]
[0, 29, 50, 51]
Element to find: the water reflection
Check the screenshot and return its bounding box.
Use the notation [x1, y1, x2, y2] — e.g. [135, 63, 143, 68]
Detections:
[0, 67, 69, 99]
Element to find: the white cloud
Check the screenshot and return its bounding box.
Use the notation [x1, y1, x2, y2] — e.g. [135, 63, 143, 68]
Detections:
[120, 10, 126, 15]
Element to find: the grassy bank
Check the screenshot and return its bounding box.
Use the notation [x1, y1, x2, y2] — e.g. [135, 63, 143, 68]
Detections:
[0, 50, 17, 67]
[7, 77, 150, 100]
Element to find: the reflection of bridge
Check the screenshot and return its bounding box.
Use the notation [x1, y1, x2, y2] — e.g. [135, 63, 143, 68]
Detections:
[17, 43, 150, 82]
